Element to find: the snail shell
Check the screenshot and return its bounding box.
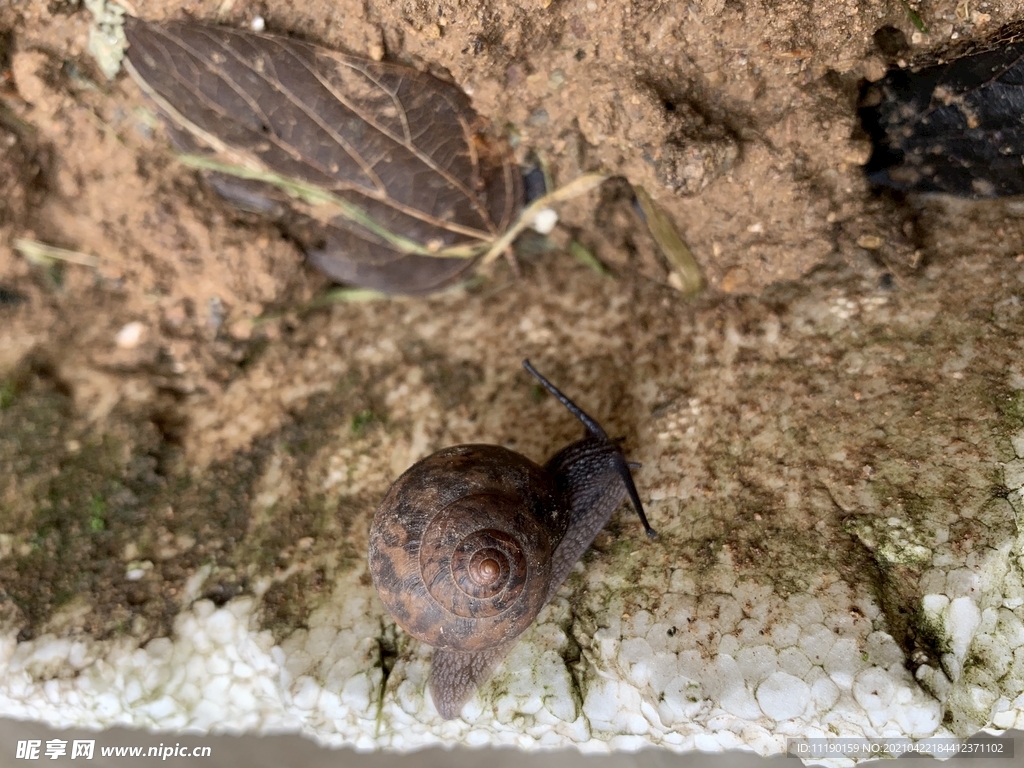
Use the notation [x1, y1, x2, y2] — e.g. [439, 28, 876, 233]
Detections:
[368, 360, 654, 719]
[369, 444, 566, 652]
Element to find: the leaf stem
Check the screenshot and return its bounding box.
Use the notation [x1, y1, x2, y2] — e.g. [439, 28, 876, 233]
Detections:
[177, 154, 479, 258]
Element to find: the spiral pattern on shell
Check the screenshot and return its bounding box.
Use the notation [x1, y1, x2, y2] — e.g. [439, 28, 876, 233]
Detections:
[368, 445, 566, 652]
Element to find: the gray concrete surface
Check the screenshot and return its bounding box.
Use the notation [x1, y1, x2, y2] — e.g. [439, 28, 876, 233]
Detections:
[0, 719, 1019, 767]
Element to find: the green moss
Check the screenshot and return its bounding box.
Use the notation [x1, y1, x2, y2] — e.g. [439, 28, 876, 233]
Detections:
[914, 606, 952, 658]
[88, 495, 106, 532]
[996, 388, 1024, 431]
[261, 568, 326, 641]
[350, 408, 381, 435]
[0, 367, 372, 641]
[5, 432, 133, 631]
[0, 379, 16, 410]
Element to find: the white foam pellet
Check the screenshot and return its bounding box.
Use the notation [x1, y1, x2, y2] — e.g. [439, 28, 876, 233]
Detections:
[718, 634, 740, 656]
[465, 730, 491, 747]
[946, 568, 982, 598]
[68, 643, 89, 669]
[778, 647, 811, 678]
[922, 592, 949, 618]
[711, 655, 761, 720]
[144, 637, 172, 661]
[250, 15, 265, 31]
[809, 671, 840, 712]
[769, 621, 801, 648]
[206, 655, 231, 676]
[228, 682, 257, 712]
[292, 676, 321, 710]
[177, 682, 201, 707]
[531, 207, 559, 234]
[518, 690, 545, 716]
[864, 631, 903, 668]
[141, 663, 170, 693]
[756, 672, 810, 721]
[205, 610, 237, 645]
[788, 595, 825, 625]
[947, 596, 981, 657]
[123, 679, 142, 705]
[608, 734, 650, 751]
[798, 623, 834, 664]
[193, 600, 216, 620]
[143, 696, 178, 721]
[896, 697, 942, 736]
[183, 655, 205, 684]
[42, 680, 61, 705]
[852, 667, 895, 711]
[824, 638, 866, 689]
[340, 673, 373, 713]
[1004, 458, 1024, 488]
[203, 676, 231, 707]
[736, 644, 778, 685]
[95, 692, 121, 718]
[581, 678, 620, 730]
[658, 676, 703, 724]
[395, 679, 421, 715]
[189, 700, 222, 732]
[306, 627, 339, 658]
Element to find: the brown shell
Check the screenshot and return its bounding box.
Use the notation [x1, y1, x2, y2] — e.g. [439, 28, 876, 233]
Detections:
[367, 445, 567, 652]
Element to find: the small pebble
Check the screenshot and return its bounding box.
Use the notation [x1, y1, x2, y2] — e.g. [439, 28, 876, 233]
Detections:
[208, 297, 224, 331]
[250, 16, 265, 32]
[528, 108, 550, 127]
[531, 207, 559, 235]
[115, 321, 145, 349]
[720, 266, 751, 293]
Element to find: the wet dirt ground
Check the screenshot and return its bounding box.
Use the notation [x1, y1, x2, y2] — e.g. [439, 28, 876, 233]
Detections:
[3, 0, 1024, 439]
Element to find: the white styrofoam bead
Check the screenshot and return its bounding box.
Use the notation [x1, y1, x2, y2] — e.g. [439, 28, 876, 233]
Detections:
[756, 671, 811, 721]
[0, 503, 1021, 764]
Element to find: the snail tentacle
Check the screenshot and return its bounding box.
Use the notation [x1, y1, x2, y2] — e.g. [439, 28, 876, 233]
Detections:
[523, 359, 655, 538]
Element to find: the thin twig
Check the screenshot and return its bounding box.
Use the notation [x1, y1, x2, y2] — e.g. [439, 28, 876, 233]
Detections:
[179, 153, 610, 269]
[479, 173, 609, 266]
[14, 238, 100, 268]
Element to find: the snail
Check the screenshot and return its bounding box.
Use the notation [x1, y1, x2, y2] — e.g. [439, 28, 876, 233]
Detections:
[368, 359, 655, 719]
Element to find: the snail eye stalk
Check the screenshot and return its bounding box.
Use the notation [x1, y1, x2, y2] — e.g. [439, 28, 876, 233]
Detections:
[522, 359, 656, 538]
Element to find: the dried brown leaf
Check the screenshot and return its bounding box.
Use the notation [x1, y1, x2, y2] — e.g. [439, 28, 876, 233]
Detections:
[124, 17, 523, 294]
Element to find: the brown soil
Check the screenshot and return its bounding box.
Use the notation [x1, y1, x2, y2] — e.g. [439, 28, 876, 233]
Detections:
[1, 0, 1023, 644]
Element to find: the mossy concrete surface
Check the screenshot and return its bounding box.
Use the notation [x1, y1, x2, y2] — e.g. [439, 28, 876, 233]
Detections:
[1, 246, 1023, 757]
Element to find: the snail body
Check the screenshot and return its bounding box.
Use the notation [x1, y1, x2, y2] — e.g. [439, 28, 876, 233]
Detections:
[368, 360, 654, 719]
